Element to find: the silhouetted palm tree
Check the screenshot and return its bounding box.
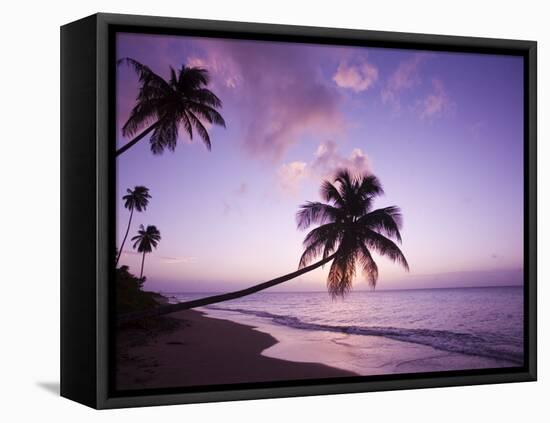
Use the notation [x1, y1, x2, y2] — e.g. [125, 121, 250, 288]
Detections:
[116, 186, 151, 265]
[117, 58, 226, 156]
[296, 169, 409, 296]
[131, 224, 161, 279]
[119, 170, 408, 323]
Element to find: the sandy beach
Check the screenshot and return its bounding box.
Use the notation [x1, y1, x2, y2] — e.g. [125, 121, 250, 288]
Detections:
[117, 296, 519, 391]
[116, 310, 357, 390]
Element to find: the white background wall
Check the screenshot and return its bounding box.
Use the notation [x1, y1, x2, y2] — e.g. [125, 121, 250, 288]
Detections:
[1, 0, 547, 421]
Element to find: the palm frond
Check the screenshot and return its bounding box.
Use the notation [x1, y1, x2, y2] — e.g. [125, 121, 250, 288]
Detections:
[296, 202, 341, 230]
[362, 229, 409, 271]
[118, 58, 172, 137]
[334, 169, 356, 197]
[117, 58, 172, 93]
[186, 111, 212, 150]
[122, 99, 164, 137]
[180, 110, 194, 141]
[178, 66, 210, 91]
[327, 244, 357, 297]
[186, 101, 226, 127]
[169, 67, 178, 87]
[150, 119, 178, 154]
[319, 180, 345, 207]
[299, 223, 340, 268]
[357, 174, 384, 198]
[192, 88, 223, 108]
[359, 206, 403, 243]
[358, 244, 379, 287]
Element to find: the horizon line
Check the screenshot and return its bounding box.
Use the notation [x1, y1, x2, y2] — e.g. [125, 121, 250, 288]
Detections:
[156, 284, 523, 295]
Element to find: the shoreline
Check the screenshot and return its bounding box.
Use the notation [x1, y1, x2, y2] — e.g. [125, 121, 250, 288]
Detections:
[116, 309, 357, 391]
[117, 305, 519, 391]
[203, 307, 520, 376]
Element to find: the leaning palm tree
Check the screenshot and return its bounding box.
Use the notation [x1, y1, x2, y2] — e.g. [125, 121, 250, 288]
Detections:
[119, 170, 408, 322]
[131, 224, 161, 280]
[116, 58, 226, 156]
[116, 186, 151, 265]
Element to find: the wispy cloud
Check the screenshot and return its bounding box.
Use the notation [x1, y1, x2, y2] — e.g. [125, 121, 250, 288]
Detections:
[418, 79, 452, 119]
[123, 250, 197, 265]
[159, 256, 197, 265]
[222, 183, 249, 215]
[187, 56, 240, 89]
[188, 40, 346, 161]
[333, 60, 379, 92]
[382, 53, 427, 111]
[312, 140, 371, 178]
[278, 141, 372, 194]
[277, 161, 308, 194]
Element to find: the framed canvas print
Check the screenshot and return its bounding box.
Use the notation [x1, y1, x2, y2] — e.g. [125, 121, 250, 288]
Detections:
[60, 13, 537, 409]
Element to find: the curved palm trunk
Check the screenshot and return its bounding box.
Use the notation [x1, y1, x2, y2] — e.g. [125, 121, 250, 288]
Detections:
[116, 120, 162, 156]
[118, 253, 336, 324]
[115, 208, 134, 265]
[140, 251, 146, 279]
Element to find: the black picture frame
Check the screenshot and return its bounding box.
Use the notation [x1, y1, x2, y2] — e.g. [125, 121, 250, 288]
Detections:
[60, 12, 537, 409]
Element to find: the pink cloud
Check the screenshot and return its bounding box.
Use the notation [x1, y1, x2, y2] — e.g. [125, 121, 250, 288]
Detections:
[333, 60, 379, 92]
[188, 39, 346, 161]
[187, 56, 240, 90]
[277, 161, 308, 194]
[312, 140, 371, 178]
[278, 140, 372, 194]
[418, 79, 451, 119]
[382, 53, 427, 110]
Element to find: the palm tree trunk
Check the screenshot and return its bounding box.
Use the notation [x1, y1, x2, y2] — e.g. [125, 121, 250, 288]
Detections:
[115, 208, 134, 265]
[116, 120, 162, 156]
[118, 253, 336, 324]
[140, 251, 146, 279]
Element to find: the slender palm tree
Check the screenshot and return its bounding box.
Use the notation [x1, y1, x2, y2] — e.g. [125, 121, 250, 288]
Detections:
[116, 58, 226, 156]
[116, 186, 151, 265]
[119, 170, 408, 323]
[131, 225, 161, 279]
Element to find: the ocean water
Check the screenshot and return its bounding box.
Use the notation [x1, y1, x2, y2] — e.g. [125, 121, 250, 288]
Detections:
[169, 286, 524, 372]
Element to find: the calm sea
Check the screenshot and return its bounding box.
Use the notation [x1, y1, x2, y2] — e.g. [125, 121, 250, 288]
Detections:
[169, 286, 524, 367]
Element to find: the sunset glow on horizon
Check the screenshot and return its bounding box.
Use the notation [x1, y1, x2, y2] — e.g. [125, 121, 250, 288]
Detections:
[115, 33, 524, 293]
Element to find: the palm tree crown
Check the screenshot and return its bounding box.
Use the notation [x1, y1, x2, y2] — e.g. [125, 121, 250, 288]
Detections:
[297, 169, 409, 297]
[132, 224, 161, 253]
[122, 186, 151, 212]
[118, 57, 226, 155]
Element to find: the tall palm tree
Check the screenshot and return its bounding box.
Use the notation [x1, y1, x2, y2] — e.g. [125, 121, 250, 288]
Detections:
[131, 225, 161, 280]
[117, 58, 226, 156]
[119, 170, 408, 322]
[116, 186, 151, 265]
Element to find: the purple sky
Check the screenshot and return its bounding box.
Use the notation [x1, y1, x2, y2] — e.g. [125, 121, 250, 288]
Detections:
[116, 32, 524, 293]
